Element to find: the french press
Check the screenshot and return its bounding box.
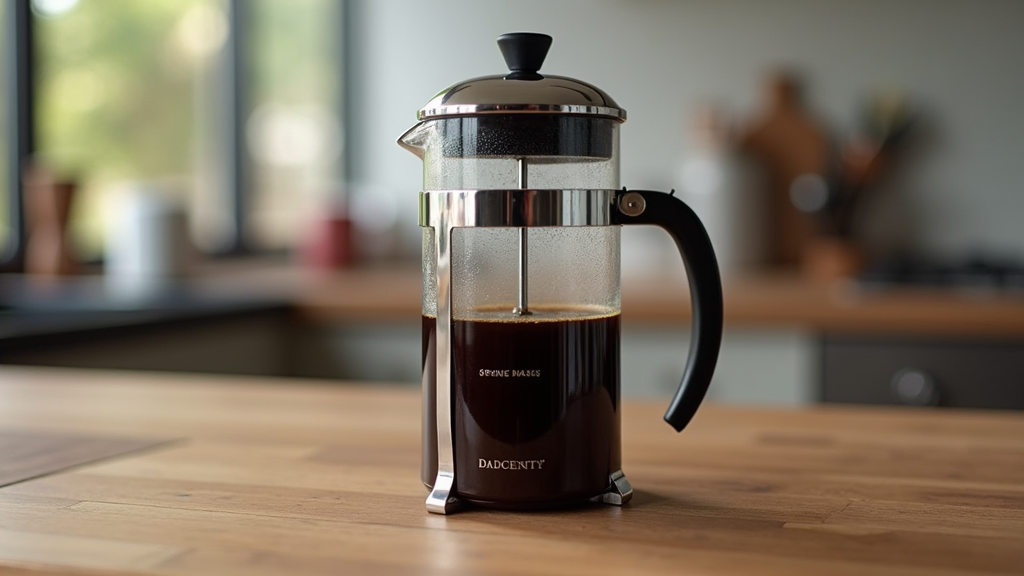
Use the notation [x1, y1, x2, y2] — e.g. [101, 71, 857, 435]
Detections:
[399, 33, 723, 513]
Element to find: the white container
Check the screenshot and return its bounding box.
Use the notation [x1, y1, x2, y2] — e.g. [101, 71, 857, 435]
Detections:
[676, 107, 764, 278]
[105, 184, 194, 299]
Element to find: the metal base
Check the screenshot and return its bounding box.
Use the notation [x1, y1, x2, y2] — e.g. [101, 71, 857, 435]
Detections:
[591, 469, 633, 506]
[427, 470, 632, 514]
[426, 471, 460, 514]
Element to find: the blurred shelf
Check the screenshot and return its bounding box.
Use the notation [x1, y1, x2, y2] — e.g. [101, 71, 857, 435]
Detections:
[625, 272, 1024, 338]
[295, 266, 1024, 338]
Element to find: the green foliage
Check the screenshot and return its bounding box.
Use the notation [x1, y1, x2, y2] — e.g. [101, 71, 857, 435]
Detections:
[35, 0, 207, 182]
[24, 0, 342, 256]
[249, 0, 340, 108]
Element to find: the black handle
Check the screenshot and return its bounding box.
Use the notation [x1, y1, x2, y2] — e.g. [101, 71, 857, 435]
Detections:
[497, 32, 552, 81]
[613, 189, 724, 432]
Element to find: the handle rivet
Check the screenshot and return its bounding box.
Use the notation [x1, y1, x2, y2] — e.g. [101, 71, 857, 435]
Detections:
[619, 192, 646, 217]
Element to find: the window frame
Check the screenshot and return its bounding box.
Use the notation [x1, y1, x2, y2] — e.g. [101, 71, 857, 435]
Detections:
[2, 0, 34, 272]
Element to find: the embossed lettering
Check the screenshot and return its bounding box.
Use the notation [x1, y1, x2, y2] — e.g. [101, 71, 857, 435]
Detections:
[477, 459, 546, 470]
[478, 369, 541, 378]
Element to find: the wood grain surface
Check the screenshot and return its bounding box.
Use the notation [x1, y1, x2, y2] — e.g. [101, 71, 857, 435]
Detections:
[0, 431, 172, 488]
[1, 366, 1022, 575]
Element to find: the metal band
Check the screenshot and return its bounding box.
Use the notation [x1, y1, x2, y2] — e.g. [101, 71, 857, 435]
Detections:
[419, 189, 615, 229]
[418, 103, 626, 121]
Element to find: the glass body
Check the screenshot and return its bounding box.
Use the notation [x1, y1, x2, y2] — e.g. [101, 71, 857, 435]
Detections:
[422, 226, 622, 506]
[415, 113, 625, 507]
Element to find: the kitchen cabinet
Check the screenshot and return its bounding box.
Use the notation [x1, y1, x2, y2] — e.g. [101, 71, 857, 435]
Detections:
[295, 268, 1024, 408]
[822, 334, 1024, 409]
[621, 325, 815, 404]
[6, 266, 1024, 409]
[1, 307, 292, 375]
[1, 273, 295, 375]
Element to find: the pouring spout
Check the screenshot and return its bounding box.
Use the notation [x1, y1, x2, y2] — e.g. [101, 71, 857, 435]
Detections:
[398, 122, 430, 159]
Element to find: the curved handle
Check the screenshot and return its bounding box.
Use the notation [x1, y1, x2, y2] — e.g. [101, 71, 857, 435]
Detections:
[613, 189, 724, 432]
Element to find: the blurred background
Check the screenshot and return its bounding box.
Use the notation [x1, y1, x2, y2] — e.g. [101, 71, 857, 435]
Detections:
[2, 0, 1023, 409]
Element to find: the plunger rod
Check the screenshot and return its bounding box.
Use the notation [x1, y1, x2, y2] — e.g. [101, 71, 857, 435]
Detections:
[514, 158, 531, 316]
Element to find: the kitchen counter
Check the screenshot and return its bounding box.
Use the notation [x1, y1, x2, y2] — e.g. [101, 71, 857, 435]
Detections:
[1, 366, 1022, 575]
[0, 268, 296, 342]
[0, 271, 297, 376]
[8, 264, 1024, 338]
[296, 266, 1024, 337]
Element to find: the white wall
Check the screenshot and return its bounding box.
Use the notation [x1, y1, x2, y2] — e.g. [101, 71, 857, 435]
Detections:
[347, 0, 1024, 261]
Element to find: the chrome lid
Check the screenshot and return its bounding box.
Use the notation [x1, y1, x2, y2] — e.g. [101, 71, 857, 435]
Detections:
[416, 33, 626, 122]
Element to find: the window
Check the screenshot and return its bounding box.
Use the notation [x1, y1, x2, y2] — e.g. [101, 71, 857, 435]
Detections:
[1, 0, 345, 268]
[246, 0, 343, 251]
[34, 0, 222, 258]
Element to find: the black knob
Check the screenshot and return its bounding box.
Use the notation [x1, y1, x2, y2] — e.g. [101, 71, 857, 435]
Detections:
[497, 32, 552, 81]
[891, 368, 941, 406]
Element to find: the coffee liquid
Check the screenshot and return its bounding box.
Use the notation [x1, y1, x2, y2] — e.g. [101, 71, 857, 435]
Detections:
[422, 306, 621, 508]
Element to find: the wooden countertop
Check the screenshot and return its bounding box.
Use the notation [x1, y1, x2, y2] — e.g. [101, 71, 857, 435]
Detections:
[1, 366, 1022, 575]
[295, 266, 1024, 337]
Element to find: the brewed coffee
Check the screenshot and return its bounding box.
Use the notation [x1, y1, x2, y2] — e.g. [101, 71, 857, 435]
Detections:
[422, 306, 621, 508]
